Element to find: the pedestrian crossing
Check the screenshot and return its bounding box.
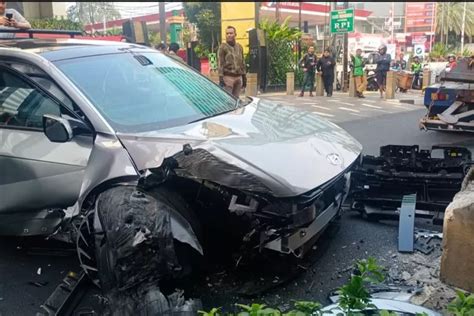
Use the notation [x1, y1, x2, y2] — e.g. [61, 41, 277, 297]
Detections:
[260, 92, 424, 123]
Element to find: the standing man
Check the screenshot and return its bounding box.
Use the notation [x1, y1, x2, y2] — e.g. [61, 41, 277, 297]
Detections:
[0, 1, 31, 39]
[395, 53, 407, 70]
[375, 44, 391, 99]
[298, 46, 317, 97]
[350, 48, 367, 98]
[411, 56, 422, 89]
[218, 26, 246, 98]
[317, 48, 336, 97]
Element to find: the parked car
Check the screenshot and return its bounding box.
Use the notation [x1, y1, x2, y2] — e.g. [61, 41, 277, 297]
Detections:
[0, 36, 362, 310]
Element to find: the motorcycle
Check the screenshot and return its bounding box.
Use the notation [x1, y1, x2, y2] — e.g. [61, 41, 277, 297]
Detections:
[366, 69, 379, 91]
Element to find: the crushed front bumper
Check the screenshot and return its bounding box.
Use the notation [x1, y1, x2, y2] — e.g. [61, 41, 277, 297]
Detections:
[262, 171, 351, 256]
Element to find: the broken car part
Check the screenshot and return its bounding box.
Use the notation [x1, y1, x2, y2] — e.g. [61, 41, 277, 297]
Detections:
[398, 194, 416, 253]
[349, 145, 473, 222]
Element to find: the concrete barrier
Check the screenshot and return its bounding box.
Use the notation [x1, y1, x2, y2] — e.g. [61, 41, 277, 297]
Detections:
[348, 73, 356, 97]
[316, 73, 324, 96]
[422, 69, 432, 90]
[440, 167, 474, 292]
[385, 71, 396, 99]
[246, 73, 258, 97]
[286, 72, 294, 95]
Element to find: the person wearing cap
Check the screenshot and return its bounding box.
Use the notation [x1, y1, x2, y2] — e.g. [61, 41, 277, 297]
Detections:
[316, 48, 336, 97]
[375, 44, 391, 99]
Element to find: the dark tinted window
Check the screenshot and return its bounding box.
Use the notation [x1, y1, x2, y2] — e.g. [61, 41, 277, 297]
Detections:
[0, 67, 61, 129]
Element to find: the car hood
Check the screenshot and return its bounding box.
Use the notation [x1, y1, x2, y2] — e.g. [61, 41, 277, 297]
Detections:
[117, 98, 362, 197]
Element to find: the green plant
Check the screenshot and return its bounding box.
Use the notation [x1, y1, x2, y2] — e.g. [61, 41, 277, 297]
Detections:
[30, 18, 83, 31]
[429, 42, 453, 60]
[236, 303, 281, 316]
[337, 257, 385, 315]
[198, 307, 223, 316]
[194, 43, 211, 59]
[447, 290, 474, 316]
[183, 2, 221, 53]
[259, 16, 302, 86]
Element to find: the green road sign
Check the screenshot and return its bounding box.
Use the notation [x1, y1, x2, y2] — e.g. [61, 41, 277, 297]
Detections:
[330, 8, 354, 33]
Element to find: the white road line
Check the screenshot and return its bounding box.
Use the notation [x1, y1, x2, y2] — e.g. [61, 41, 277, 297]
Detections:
[393, 105, 412, 110]
[312, 111, 335, 117]
[363, 99, 376, 103]
[328, 99, 340, 102]
[338, 107, 360, 113]
[340, 102, 356, 106]
[349, 112, 365, 117]
[362, 103, 382, 109]
[312, 105, 331, 110]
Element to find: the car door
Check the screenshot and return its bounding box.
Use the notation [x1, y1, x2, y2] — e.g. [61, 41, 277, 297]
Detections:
[0, 64, 93, 221]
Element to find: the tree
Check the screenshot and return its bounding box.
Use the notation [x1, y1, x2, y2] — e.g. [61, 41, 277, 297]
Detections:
[183, 2, 221, 53]
[436, 2, 474, 46]
[67, 2, 121, 26]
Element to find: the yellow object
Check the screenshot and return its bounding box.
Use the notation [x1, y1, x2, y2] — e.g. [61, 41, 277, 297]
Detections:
[221, 2, 256, 55]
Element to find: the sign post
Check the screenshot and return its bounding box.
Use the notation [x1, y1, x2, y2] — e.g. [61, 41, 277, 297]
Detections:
[330, 8, 355, 34]
[331, 7, 354, 92]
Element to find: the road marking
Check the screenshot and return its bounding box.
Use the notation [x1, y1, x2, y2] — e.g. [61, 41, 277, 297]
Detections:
[328, 99, 340, 102]
[349, 112, 365, 117]
[363, 99, 376, 103]
[312, 111, 335, 117]
[362, 103, 382, 109]
[393, 105, 412, 110]
[338, 107, 360, 113]
[340, 102, 356, 106]
[312, 105, 331, 110]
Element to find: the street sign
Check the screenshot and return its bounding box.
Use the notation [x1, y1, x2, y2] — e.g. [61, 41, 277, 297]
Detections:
[414, 44, 425, 57]
[330, 8, 354, 33]
[387, 44, 396, 60]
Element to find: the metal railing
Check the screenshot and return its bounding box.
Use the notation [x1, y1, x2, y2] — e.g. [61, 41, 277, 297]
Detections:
[0, 29, 83, 39]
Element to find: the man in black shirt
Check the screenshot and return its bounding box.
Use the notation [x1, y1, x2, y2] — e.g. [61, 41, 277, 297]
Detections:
[298, 46, 317, 97]
[317, 48, 336, 97]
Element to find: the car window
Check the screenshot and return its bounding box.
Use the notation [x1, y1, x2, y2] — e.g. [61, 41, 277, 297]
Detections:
[55, 52, 237, 133]
[0, 67, 61, 129]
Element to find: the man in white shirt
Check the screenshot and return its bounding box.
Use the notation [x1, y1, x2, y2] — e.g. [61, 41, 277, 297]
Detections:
[0, 1, 31, 39]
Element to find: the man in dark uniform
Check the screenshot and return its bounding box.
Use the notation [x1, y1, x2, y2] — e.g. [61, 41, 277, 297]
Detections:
[317, 48, 336, 97]
[375, 44, 391, 99]
[298, 46, 317, 97]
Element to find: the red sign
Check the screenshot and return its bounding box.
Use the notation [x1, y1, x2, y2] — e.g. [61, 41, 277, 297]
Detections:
[405, 2, 435, 33]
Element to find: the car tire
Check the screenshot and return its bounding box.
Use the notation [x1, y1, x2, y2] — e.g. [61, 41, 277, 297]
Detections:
[92, 185, 202, 295]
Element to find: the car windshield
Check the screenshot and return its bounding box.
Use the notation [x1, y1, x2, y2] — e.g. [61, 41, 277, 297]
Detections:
[54, 51, 237, 132]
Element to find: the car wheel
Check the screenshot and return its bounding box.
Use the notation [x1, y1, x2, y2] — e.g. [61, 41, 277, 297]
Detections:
[82, 186, 202, 295]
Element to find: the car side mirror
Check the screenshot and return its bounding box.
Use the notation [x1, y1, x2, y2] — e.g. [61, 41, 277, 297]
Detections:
[43, 114, 73, 143]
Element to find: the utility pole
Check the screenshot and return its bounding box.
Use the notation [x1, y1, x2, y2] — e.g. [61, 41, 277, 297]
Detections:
[298, 2, 302, 62]
[430, 2, 436, 52]
[275, 2, 280, 23]
[391, 2, 395, 44]
[342, 1, 349, 92]
[159, 2, 166, 45]
[461, 1, 466, 53]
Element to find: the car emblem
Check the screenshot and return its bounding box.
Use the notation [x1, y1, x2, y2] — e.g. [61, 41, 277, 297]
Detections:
[326, 153, 342, 165]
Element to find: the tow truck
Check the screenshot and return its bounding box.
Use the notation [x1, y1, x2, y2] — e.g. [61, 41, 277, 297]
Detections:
[419, 56, 474, 132]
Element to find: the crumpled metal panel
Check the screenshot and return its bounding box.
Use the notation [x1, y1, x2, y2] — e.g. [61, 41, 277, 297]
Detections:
[117, 98, 362, 197]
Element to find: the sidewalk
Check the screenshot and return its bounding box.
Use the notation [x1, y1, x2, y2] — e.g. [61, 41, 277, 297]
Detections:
[256, 89, 425, 105]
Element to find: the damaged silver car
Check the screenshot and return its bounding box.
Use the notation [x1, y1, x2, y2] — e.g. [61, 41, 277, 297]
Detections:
[0, 38, 361, 307]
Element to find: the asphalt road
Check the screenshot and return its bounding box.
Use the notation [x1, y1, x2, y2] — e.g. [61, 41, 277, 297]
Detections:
[1, 96, 473, 315]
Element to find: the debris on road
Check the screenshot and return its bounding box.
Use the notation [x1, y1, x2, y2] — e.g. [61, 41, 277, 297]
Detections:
[37, 267, 42, 275]
[350, 145, 473, 223]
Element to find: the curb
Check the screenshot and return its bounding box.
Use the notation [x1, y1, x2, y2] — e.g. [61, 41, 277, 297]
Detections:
[398, 99, 424, 105]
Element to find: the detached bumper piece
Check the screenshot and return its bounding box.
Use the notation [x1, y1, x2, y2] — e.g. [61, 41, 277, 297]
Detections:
[349, 145, 473, 222]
